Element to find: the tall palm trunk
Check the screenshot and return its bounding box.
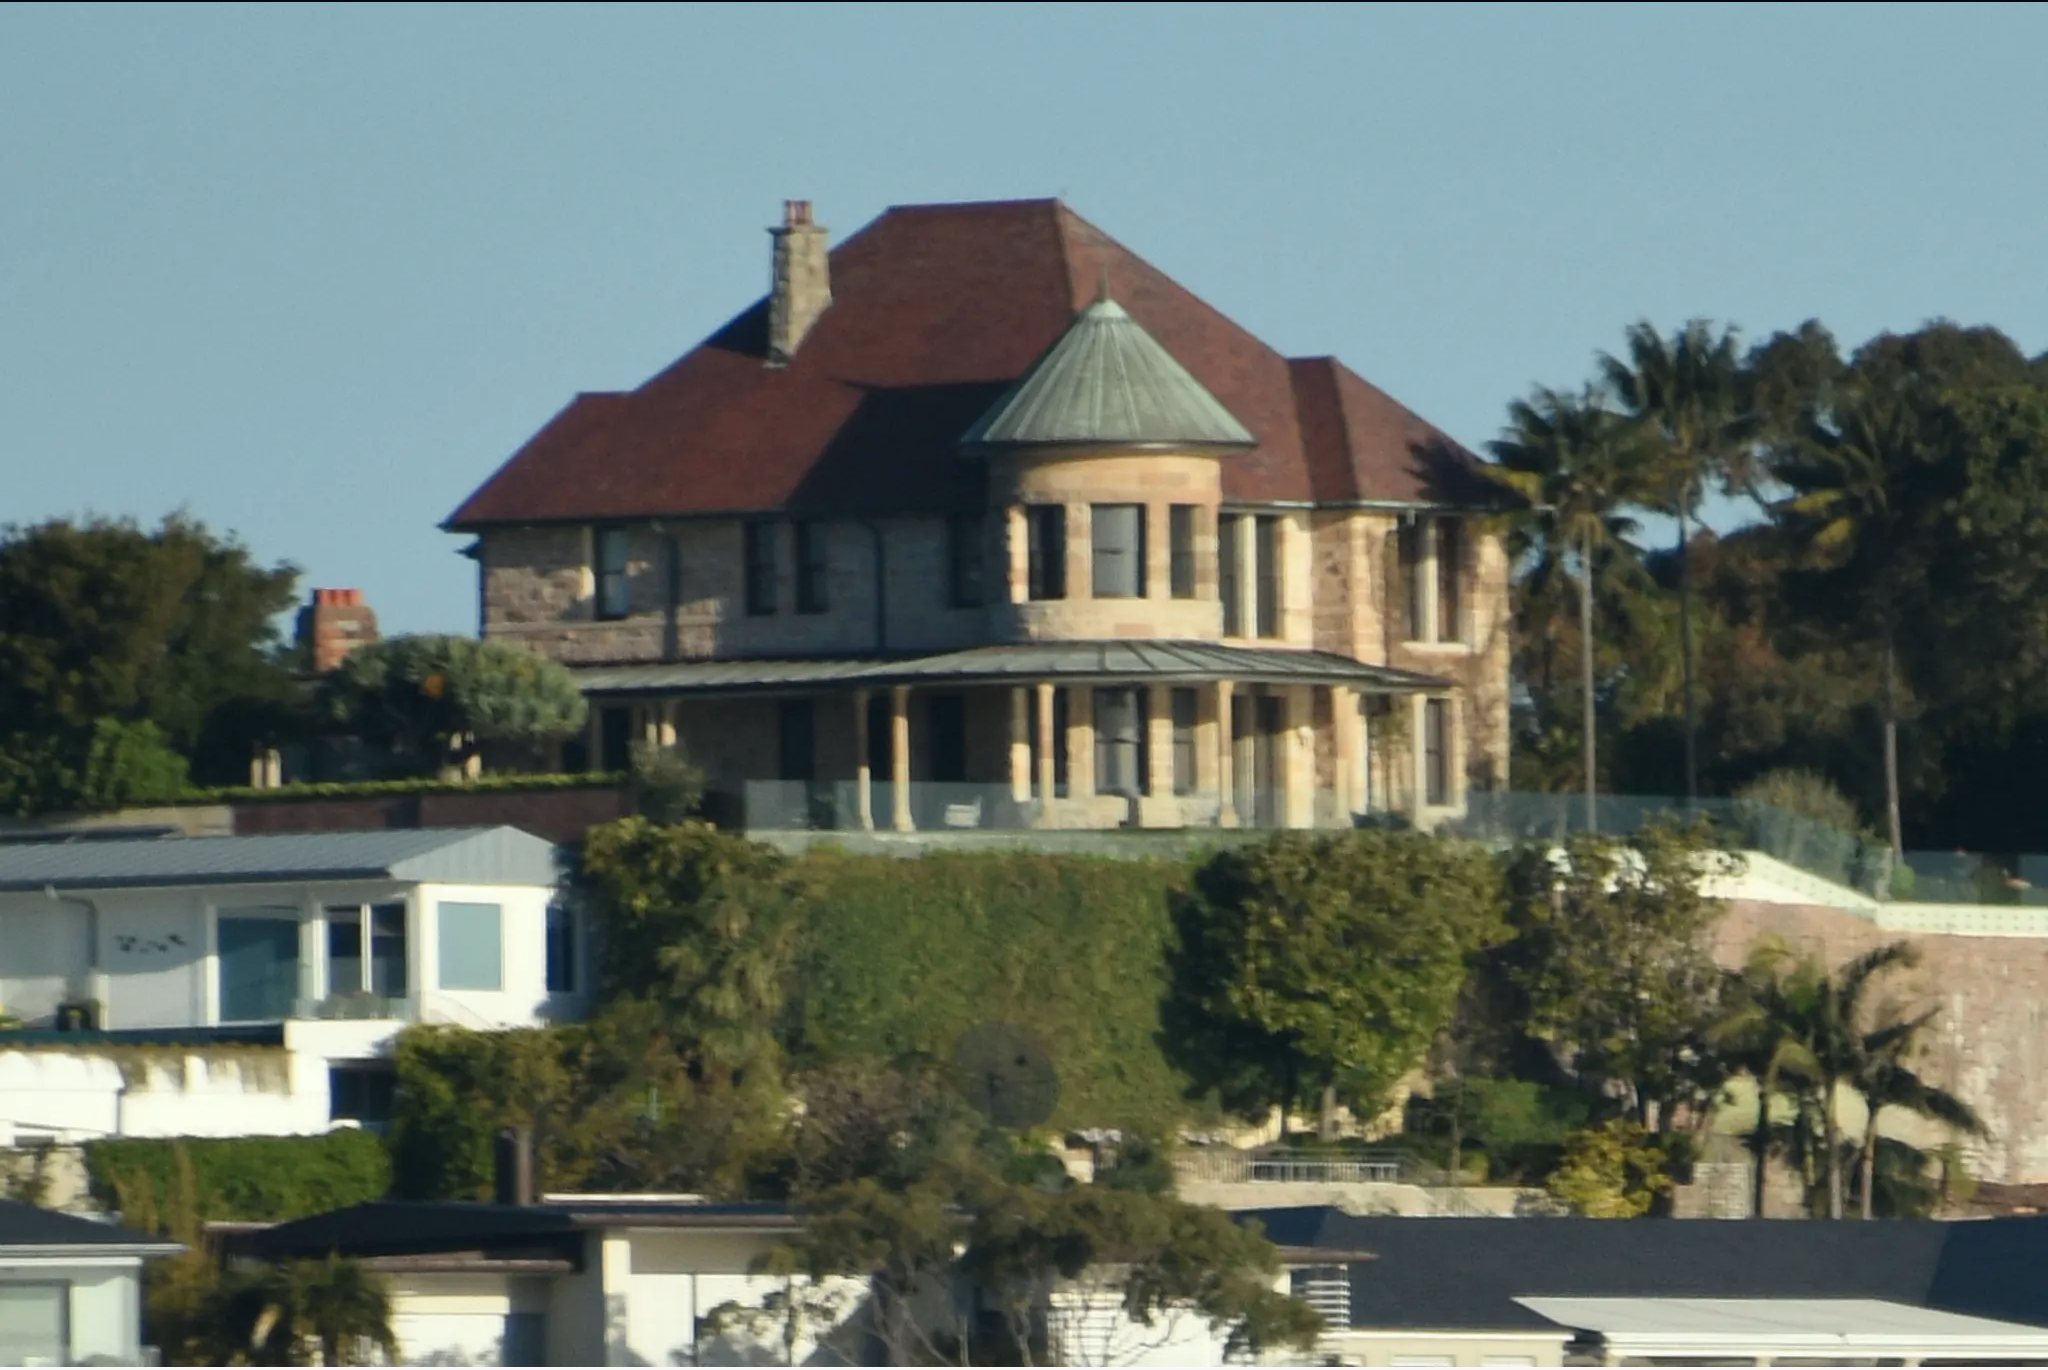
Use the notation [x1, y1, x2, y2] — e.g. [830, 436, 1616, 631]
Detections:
[1750, 1069, 1773, 1219]
[1580, 531, 1598, 834]
[1825, 1076, 1845, 1220]
[1882, 625, 1903, 858]
[1859, 1112, 1882, 1220]
[1677, 499, 1698, 805]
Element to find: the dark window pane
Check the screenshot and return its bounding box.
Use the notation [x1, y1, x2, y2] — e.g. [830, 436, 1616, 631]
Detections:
[370, 903, 408, 999]
[929, 694, 968, 783]
[1400, 522, 1426, 641]
[1027, 506, 1066, 601]
[1219, 515, 1242, 636]
[1169, 505, 1197, 600]
[1171, 687, 1198, 796]
[949, 514, 984, 609]
[744, 522, 778, 616]
[217, 914, 300, 1022]
[1436, 518, 1462, 643]
[545, 905, 575, 994]
[1092, 688, 1146, 797]
[1425, 698, 1451, 806]
[329, 1065, 397, 1125]
[599, 707, 633, 772]
[1027, 688, 1071, 794]
[325, 909, 363, 996]
[866, 692, 891, 780]
[778, 699, 815, 782]
[1253, 515, 1280, 638]
[596, 527, 632, 621]
[794, 521, 829, 614]
[1091, 504, 1145, 599]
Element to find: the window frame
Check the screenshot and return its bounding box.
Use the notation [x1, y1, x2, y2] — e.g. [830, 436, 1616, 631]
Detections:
[1092, 687, 1148, 798]
[1026, 505, 1067, 601]
[1400, 520, 1428, 642]
[1090, 503, 1147, 600]
[1170, 687, 1199, 796]
[1219, 514, 1243, 636]
[1436, 517, 1463, 643]
[794, 520, 829, 615]
[1168, 504, 1198, 600]
[595, 525, 632, 621]
[744, 520, 779, 617]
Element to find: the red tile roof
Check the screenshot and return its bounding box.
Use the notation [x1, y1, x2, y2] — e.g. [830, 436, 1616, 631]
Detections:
[445, 200, 1487, 529]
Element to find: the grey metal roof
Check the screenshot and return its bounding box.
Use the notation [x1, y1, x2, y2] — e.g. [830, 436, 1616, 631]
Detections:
[0, 825, 563, 894]
[959, 296, 1257, 453]
[576, 643, 1446, 697]
[0, 1199, 183, 1257]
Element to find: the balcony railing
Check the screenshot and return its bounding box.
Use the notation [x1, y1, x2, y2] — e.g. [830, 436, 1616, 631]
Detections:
[739, 781, 1369, 835]
[1174, 1147, 1409, 1186]
[291, 993, 418, 1023]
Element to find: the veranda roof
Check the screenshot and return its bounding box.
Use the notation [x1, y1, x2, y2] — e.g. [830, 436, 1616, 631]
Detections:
[571, 642, 1448, 699]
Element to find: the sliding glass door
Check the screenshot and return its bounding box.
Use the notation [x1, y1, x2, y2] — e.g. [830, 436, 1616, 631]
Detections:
[217, 911, 301, 1022]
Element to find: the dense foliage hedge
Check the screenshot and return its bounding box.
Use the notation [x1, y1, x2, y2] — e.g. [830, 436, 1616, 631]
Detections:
[793, 849, 1194, 1134]
[174, 772, 626, 805]
[86, 1130, 391, 1223]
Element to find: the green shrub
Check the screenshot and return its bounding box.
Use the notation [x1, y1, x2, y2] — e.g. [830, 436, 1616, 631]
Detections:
[176, 771, 625, 805]
[1733, 768, 1866, 831]
[86, 1131, 390, 1223]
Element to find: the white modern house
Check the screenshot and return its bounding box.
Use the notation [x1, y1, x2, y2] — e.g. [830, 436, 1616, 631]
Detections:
[0, 1197, 182, 1366]
[0, 826, 583, 1142]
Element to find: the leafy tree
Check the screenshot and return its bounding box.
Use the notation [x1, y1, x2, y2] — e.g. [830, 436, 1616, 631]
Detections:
[1545, 1119, 1673, 1218]
[1165, 830, 1506, 1140]
[1600, 319, 1759, 801]
[1497, 823, 1728, 1135]
[578, 818, 806, 1085]
[319, 634, 587, 778]
[629, 738, 707, 823]
[0, 513, 301, 803]
[1488, 385, 1650, 823]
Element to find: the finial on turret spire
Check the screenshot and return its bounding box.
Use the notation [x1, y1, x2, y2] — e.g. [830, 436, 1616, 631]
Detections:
[1096, 263, 1112, 305]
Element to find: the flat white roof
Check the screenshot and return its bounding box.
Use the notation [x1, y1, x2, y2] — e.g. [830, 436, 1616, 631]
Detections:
[1517, 1297, 2048, 1356]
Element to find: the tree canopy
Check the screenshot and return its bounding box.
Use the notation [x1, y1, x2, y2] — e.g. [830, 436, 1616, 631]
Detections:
[318, 633, 587, 776]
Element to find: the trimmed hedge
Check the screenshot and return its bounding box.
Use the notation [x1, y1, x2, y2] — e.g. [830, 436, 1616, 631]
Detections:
[793, 849, 1194, 1134]
[85, 1130, 392, 1224]
[174, 772, 626, 806]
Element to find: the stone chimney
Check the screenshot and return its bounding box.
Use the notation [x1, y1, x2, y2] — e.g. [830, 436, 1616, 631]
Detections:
[296, 588, 379, 673]
[766, 199, 831, 366]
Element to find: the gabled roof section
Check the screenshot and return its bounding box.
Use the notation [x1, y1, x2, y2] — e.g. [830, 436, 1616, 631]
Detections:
[0, 826, 563, 893]
[960, 295, 1255, 453]
[445, 199, 1490, 528]
[1288, 358, 1498, 506]
[0, 1199, 182, 1257]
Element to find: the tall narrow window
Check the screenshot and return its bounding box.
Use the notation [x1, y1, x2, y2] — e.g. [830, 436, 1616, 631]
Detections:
[596, 527, 631, 620]
[744, 521, 778, 616]
[1400, 521, 1427, 641]
[1168, 505, 1198, 600]
[1027, 505, 1067, 601]
[370, 903, 408, 998]
[1253, 515, 1281, 639]
[325, 907, 364, 997]
[948, 514, 985, 608]
[599, 706, 633, 772]
[777, 699, 815, 781]
[1092, 504, 1145, 599]
[1424, 698, 1451, 806]
[928, 694, 968, 783]
[1171, 687, 1199, 796]
[1436, 518, 1462, 643]
[1093, 688, 1147, 797]
[1219, 515, 1243, 636]
[794, 521, 829, 614]
[545, 904, 576, 994]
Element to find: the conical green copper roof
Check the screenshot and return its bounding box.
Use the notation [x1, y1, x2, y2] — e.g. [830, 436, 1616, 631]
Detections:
[960, 296, 1256, 453]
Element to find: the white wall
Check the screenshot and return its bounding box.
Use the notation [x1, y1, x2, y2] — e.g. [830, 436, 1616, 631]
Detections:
[416, 882, 567, 1029]
[0, 900, 90, 1022]
[0, 1259, 146, 1365]
[386, 1273, 550, 1368]
[99, 897, 205, 1029]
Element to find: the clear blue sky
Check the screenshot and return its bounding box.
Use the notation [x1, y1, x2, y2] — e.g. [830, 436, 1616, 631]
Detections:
[6, 2, 2046, 635]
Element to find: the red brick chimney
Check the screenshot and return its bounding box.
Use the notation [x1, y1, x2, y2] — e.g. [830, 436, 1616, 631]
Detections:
[297, 588, 379, 673]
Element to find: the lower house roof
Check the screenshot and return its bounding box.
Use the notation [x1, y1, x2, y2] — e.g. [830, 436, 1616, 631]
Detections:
[1516, 1296, 2048, 1359]
[574, 642, 1449, 699]
[1237, 1209, 2048, 1334]
[0, 1198, 183, 1259]
[0, 825, 563, 894]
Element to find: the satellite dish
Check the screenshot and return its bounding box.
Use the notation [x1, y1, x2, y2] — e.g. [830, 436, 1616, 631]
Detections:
[953, 1023, 1060, 1131]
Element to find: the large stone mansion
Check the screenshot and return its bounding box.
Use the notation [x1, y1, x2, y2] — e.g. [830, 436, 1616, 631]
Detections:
[446, 199, 1510, 832]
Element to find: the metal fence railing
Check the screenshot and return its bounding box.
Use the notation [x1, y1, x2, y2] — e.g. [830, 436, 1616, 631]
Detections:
[1173, 1147, 1407, 1186]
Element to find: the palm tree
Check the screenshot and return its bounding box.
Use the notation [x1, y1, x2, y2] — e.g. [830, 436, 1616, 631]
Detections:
[1712, 940, 1821, 1218]
[1488, 386, 1648, 830]
[222, 1255, 399, 1366]
[1600, 321, 1758, 802]
[1772, 384, 1926, 857]
[1847, 1007, 1985, 1220]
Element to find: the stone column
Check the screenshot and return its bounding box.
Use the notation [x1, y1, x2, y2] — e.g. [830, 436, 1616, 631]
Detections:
[1409, 693, 1429, 825]
[853, 689, 874, 832]
[890, 686, 913, 833]
[1331, 686, 1355, 821]
[1281, 685, 1313, 828]
[658, 701, 678, 749]
[1068, 685, 1096, 809]
[1215, 680, 1237, 827]
[1009, 687, 1031, 802]
[1035, 683, 1057, 824]
[641, 706, 660, 748]
[1145, 684, 1174, 802]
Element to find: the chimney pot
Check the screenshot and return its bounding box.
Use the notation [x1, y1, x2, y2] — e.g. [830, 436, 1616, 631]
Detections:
[494, 1126, 536, 1207]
